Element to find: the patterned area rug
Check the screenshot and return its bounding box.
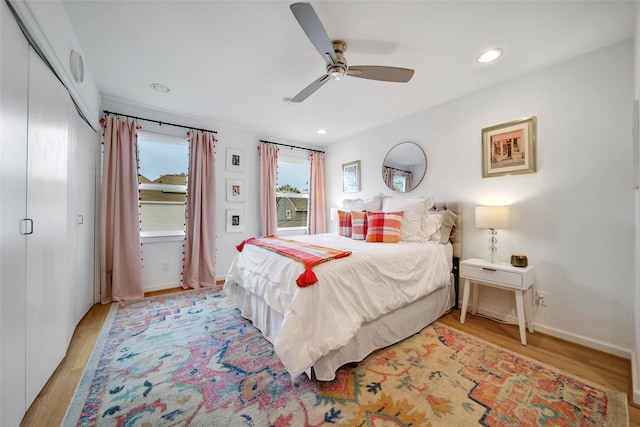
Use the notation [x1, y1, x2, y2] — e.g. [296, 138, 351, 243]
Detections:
[63, 287, 628, 426]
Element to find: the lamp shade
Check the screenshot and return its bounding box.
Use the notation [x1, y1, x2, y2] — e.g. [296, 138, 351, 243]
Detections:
[475, 206, 510, 229]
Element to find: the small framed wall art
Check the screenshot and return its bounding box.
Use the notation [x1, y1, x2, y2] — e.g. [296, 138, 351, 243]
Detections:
[482, 116, 536, 178]
[342, 160, 360, 192]
[226, 179, 245, 202]
[226, 209, 244, 233]
[226, 148, 245, 173]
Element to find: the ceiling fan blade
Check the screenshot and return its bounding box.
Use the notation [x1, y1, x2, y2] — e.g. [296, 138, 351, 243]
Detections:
[291, 74, 330, 102]
[347, 66, 414, 83]
[290, 3, 337, 65]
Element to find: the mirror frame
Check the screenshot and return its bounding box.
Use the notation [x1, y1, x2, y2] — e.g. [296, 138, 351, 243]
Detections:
[381, 142, 427, 193]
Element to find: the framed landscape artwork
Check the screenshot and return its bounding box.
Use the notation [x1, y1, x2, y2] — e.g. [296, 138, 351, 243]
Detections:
[482, 116, 537, 178]
[342, 160, 360, 192]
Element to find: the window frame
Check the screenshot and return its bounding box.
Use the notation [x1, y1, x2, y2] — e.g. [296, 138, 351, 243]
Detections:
[137, 131, 188, 238]
[276, 153, 310, 234]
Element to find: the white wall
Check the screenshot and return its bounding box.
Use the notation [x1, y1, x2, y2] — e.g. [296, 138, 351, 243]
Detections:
[102, 99, 321, 290]
[9, 0, 101, 128]
[633, 0, 640, 405]
[325, 40, 635, 358]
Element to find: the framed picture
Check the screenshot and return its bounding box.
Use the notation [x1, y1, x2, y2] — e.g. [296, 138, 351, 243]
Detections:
[482, 116, 536, 178]
[342, 160, 360, 192]
[226, 148, 244, 173]
[226, 209, 244, 233]
[226, 179, 245, 202]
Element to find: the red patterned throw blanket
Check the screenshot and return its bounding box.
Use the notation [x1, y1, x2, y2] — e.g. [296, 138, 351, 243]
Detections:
[236, 236, 352, 287]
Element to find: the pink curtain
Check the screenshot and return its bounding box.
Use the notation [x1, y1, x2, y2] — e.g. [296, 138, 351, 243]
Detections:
[384, 167, 394, 188]
[405, 171, 413, 190]
[308, 152, 327, 234]
[182, 131, 217, 289]
[259, 142, 278, 236]
[100, 116, 144, 303]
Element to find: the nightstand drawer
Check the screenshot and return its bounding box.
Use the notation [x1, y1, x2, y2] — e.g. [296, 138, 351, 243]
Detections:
[461, 264, 523, 288]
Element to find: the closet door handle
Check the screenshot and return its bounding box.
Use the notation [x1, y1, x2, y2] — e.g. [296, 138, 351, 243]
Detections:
[21, 218, 33, 235]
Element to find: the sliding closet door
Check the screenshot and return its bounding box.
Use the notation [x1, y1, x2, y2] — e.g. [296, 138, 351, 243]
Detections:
[0, 2, 29, 424]
[68, 110, 97, 325]
[24, 48, 72, 407]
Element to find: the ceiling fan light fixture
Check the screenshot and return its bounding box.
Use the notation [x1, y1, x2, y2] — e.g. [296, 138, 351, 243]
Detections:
[478, 48, 503, 63]
[330, 71, 343, 81]
[328, 64, 347, 80]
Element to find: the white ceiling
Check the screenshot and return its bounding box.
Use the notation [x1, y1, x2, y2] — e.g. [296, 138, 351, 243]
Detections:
[62, 1, 635, 145]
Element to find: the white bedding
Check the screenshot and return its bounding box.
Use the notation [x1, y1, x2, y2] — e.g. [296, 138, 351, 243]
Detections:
[224, 233, 452, 379]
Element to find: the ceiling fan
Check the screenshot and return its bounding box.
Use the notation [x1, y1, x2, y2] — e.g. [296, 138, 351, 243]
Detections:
[289, 2, 415, 103]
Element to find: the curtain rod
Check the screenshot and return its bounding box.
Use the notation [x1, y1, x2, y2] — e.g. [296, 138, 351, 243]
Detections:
[103, 110, 217, 134]
[384, 165, 412, 174]
[259, 139, 324, 154]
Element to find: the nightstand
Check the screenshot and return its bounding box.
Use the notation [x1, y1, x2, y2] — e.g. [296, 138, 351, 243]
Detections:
[459, 258, 535, 345]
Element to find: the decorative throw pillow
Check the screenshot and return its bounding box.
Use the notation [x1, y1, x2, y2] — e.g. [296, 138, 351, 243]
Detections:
[337, 210, 352, 237]
[382, 197, 434, 242]
[428, 210, 457, 244]
[366, 211, 403, 243]
[437, 210, 457, 243]
[350, 211, 368, 240]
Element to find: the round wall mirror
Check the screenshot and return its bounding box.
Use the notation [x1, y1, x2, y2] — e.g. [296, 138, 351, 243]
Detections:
[382, 142, 427, 193]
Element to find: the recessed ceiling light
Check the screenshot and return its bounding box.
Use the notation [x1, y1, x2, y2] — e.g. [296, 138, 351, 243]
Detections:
[150, 82, 170, 93]
[316, 129, 328, 135]
[477, 48, 503, 63]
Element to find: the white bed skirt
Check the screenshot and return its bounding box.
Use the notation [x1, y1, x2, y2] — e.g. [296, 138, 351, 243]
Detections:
[226, 274, 455, 381]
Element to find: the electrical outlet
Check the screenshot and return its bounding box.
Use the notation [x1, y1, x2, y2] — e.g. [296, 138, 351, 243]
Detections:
[536, 292, 547, 306]
[161, 262, 169, 272]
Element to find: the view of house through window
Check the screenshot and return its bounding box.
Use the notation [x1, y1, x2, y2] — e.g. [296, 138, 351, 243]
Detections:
[276, 156, 310, 231]
[137, 132, 189, 235]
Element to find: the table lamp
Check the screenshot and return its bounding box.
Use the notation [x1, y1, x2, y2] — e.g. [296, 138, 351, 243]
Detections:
[475, 206, 510, 263]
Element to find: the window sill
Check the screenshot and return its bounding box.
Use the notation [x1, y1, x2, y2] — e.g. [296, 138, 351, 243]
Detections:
[277, 227, 308, 237]
[141, 232, 185, 244]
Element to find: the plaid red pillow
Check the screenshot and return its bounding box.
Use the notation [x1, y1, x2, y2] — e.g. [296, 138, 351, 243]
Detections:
[337, 210, 352, 237]
[366, 211, 403, 243]
[351, 211, 368, 240]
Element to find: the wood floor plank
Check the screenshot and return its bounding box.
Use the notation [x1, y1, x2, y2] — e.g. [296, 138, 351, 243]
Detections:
[20, 295, 638, 426]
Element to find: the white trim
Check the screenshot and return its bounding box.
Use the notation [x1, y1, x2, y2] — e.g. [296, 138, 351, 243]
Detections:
[633, 349, 640, 404]
[463, 305, 633, 360]
[139, 185, 186, 194]
[8, 0, 100, 129]
[143, 282, 181, 293]
[138, 131, 187, 146]
[276, 192, 308, 198]
[140, 232, 185, 243]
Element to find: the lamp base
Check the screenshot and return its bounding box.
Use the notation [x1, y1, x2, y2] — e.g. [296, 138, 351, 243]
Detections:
[487, 228, 498, 263]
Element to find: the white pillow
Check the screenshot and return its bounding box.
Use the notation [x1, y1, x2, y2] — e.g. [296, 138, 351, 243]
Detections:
[342, 193, 383, 212]
[422, 212, 443, 241]
[382, 197, 433, 242]
[428, 210, 457, 244]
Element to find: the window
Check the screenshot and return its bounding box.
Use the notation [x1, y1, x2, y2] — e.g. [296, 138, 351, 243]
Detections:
[137, 131, 189, 236]
[276, 154, 310, 233]
[392, 176, 406, 193]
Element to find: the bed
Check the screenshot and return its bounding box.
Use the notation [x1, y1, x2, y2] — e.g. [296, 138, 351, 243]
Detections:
[224, 199, 461, 381]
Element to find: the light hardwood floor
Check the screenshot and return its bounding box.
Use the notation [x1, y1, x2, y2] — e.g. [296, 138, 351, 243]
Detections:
[21, 289, 638, 426]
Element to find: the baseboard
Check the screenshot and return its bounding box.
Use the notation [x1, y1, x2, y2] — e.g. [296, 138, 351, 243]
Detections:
[143, 282, 181, 293]
[465, 305, 633, 360]
[633, 350, 640, 405]
[144, 280, 226, 294]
